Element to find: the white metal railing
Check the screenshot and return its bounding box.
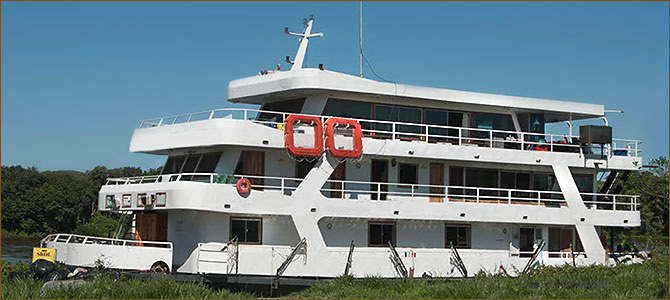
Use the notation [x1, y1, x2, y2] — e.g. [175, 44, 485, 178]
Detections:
[105, 173, 219, 185]
[103, 173, 639, 211]
[41, 233, 172, 248]
[138, 108, 641, 157]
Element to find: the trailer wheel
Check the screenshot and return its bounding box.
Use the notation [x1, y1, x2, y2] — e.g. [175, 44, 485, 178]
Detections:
[150, 261, 170, 274]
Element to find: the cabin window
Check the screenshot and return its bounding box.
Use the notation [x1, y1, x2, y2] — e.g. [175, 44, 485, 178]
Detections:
[105, 195, 116, 209]
[162, 152, 221, 175]
[295, 160, 317, 179]
[122, 194, 132, 208]
[398, 163, 418, 186]
[197, 152, 221, 173]
[163, 156, 186, 174]
[368, 221, 396, 247]
[370, 160, 389, 201]
[137, 193, 147, 207]
[230, 218, 262, 244]
[548, 227, 584, 256]
[573, 173, 594, 193]
[519, 228, 535, 257]
[374, 105, 423, 137]
[445, 224, 471, 249]
[329, 163, 346, 198]
[533, 173, 560, 191]
[155, 192, 167, 207]
[258, 99, 305, 124]
[323, 99, 372, 120]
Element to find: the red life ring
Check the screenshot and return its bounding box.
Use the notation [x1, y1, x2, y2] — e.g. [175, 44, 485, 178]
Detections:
[236, 178, 251, 194]
[284, 114, 324, 157]
[324, 118, 363, 158]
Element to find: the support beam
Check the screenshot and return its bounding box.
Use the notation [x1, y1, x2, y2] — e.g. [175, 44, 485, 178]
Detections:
[552, 164, 607, 264]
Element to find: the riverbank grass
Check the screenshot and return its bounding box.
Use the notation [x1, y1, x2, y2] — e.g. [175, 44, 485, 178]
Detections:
[1, 257, 667, 299]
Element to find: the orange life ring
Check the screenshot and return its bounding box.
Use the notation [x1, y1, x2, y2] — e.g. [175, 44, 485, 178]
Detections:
[284, 114, 324, 157]
[236, 178, 251, 194]
[324, 118, 363, 158]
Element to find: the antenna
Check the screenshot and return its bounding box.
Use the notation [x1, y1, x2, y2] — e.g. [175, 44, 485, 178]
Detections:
[285, 15, 323, 71]
[359, 1, 363, 78]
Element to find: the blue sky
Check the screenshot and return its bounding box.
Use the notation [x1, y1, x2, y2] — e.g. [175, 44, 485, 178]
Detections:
[2, 1, 668, 171]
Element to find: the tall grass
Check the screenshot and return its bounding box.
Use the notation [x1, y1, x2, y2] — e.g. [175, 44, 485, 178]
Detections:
[1, 257, 667, 299]
[289, 257, 669, 299]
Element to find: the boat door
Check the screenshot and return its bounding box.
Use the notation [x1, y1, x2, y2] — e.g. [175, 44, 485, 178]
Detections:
[430, 163, 445, 202]
[371, 159, 388, 200]
[135, 211, 168, 242]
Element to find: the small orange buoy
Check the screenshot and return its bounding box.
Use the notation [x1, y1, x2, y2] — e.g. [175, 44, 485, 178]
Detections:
[236, 178, 251, 194]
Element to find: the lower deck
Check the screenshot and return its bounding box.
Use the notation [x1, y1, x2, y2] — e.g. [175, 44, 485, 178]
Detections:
[45, 210, 612, 279]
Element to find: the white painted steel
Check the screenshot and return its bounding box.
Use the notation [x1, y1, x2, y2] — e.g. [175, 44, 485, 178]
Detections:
[42, 234, 172, 271]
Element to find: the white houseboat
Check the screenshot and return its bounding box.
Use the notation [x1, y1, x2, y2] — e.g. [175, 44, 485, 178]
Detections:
[43, 17, 642, 283]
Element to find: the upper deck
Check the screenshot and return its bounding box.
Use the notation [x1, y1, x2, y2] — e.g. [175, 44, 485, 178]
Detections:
[228, 68, 604, 123]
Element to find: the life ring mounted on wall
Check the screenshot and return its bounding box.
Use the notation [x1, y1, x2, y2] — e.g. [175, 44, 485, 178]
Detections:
[236, 178, 251, 195]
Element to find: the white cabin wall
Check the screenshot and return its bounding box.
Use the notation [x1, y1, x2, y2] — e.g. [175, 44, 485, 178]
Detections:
[168, 210, 300, 267]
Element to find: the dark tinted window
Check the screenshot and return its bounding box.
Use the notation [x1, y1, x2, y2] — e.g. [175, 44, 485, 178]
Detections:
[323, 99, 372, 120]
[398, 164, 418, 185]
[163, 156, 185, 174]
[369, 222, 395, 247]
[446, 225, 471, 249]
[196, 152, 221, 173]
[181, 155, 200, 173]
[230, 218, 262, 244]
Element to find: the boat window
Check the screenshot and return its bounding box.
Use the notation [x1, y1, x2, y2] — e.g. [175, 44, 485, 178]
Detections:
[398, 164, 418, 186]
[258, 99, 305, 123]
[230, 218, 262, 244]
[501, 172, 531, 190]
[519, 228, 535, 257]
[196, 152, 222, 173]
[163, 156, 186, 175]
[548, 227, 583, 256]
[323, 99, 372, 120]
[445, 224, 471, 249]
[368, 221, 396, 247]
[573, 173, 594, 193]
[295, 160, 317, 179]
[181, 155, 200, 173]
[533, 173, 560, 191]
[374, 105, 423, 136]
[465, 168, 499, 188]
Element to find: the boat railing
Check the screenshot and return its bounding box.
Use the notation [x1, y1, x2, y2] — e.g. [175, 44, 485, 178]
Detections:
[41, 233, 173, 248]
[103, 173, 639, 211]
[138, 108, 641, 157]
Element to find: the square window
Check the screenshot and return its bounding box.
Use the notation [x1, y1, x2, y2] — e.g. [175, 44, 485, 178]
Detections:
[230, 218, 262, 244]
[398, 164, 418, 186]
[446, 225, 471, 249]
[369, 222, 396, 247]
[122, 194, 132, 208]
[105, 195, 116, 209]
[155, 193, 167, 207]
[137, 193, 147, 207]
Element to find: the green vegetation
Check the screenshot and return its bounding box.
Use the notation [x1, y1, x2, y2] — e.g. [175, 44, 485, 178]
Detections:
[1, 258, 667, 299]
[1, 165, 161, 238]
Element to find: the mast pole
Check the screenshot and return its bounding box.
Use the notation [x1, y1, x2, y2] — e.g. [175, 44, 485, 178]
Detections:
[359, 1, 363, 78]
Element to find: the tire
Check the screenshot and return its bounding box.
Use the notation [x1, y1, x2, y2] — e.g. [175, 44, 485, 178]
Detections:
[150, 261, 170, 274]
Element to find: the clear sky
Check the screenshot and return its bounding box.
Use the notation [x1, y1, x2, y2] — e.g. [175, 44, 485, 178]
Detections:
[2, 1, 668, 171]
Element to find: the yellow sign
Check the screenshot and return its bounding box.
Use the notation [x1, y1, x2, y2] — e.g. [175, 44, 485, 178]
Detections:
[32, 248, 55, 263]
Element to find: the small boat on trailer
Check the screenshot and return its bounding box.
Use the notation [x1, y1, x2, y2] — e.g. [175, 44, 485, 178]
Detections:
[42, 16, 643, 290]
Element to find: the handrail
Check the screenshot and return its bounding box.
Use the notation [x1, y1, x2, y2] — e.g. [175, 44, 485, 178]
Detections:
[137, 108, 641, 157]
[103, 173, 639, 211]
[41, 233, 173, 248]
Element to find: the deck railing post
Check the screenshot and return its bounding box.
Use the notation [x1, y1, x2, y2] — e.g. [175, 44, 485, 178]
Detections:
[341, 181, 345, 199]
[244, 109, 248, 121]
[376, 183, 381, 201]
[392, 123, 396, 140]
[476, 188, 480, 203]
[550, 135, 554, 152]
[521, 133, 525, 150]
[613, 195, 617, 211]
[508, 190, 512, 204]
[445, 186, 448, 202]
[209, 110, 215, 120]
[489, 131, 493, 148]
[458, 128, 462, 145]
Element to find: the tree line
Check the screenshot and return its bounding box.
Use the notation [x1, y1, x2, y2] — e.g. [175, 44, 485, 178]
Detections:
[1, 157, 668, 240]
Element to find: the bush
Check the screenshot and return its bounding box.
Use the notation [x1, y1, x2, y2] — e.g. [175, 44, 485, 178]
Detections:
[73, 213, 119, 237]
